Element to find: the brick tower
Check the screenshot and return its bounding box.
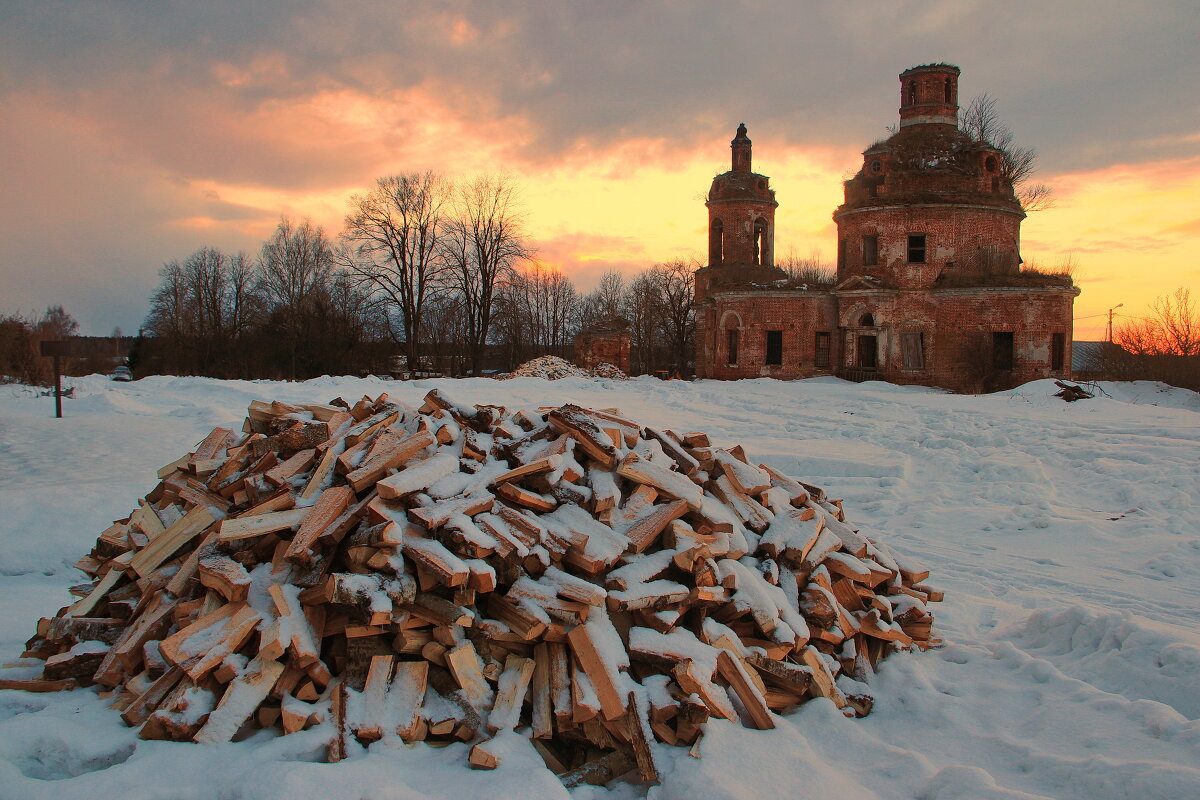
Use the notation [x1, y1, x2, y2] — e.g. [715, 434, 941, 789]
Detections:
[833, 63, 1023, 289]
[694, 124, 782, 302]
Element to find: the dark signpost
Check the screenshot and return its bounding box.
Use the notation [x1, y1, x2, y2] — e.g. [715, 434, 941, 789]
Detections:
[39, 339, 73, 419]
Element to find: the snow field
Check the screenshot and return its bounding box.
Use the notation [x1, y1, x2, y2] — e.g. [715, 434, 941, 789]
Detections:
[0, 374, 1197, 799]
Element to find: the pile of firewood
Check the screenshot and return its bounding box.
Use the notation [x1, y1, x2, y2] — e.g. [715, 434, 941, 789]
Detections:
[15, 390, 940, 787]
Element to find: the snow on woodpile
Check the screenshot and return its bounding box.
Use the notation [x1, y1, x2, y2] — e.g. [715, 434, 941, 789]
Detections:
[16, 389, 939, 787]
[589, 362, 629, 380]
[502, 355, 628, 380]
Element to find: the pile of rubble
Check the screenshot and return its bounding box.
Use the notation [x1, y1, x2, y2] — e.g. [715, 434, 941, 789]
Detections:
[502, 356, 628, 381]
[15, 390, 939, 786]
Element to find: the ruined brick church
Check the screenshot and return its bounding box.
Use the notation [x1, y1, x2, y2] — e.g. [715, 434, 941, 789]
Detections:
[694, 64, 1079, 393]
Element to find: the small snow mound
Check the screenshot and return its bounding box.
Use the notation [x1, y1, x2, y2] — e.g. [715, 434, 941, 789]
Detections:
[999, 604, 1200, 719]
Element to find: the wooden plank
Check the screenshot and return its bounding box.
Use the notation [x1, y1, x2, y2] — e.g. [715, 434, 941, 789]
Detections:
[160, 603, 261, 681]
[617, 452, 703, 510]
[468, 739, 501, 770]
[672, 659, 735, 720]
[264, 448, 316, 486]
[129, 505, 218, 578]
[67, 568, 123, 618]
[716, 650, 773, 729]
[355, 655, 394, 742]
[299, 439, 342, 501]
[495, 482, 557, 513]
[530, 643, 553, 738]
[285, 485, 354, 565]
[119, 667, 184, 726]
[548, 405, 618, 469]
[487, 655, 535, 733]
[194, 657, 285, 743]
[218, 507, 309, 541]
[444, 641, 493, 712]
[390, 660, 428, 741]
[566, 623, 625, 721]
[624, 499, 689, 553]
[798, 646, 847, 709]
[348, 430, 435, 494]
[198, 555, 251, 602]
[625, 690, 660, 783]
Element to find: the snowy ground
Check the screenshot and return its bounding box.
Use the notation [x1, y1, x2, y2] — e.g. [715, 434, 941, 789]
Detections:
[1, 374, 1198, 800]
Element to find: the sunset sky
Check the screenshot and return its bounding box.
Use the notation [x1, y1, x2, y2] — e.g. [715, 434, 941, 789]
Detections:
[2, 1, 1197, 340]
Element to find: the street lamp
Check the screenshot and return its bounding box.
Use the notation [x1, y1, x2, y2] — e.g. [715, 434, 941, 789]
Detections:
[1106, 303, 1124, 343]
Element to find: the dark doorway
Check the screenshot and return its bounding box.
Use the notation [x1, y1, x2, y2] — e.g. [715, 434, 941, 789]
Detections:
[857, 335, 877, 368]
[992, 332, 1014, 371]
[765, 330, 783, 365]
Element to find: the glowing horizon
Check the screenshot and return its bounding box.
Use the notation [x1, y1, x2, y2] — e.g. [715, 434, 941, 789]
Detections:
[1, 2, 1196, 344]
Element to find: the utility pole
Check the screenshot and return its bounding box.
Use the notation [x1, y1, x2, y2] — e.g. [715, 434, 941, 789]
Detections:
[1106, 303, 1124, 343]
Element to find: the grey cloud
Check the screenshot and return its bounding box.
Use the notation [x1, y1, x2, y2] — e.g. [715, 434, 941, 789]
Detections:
[4, 1, 1197, 179]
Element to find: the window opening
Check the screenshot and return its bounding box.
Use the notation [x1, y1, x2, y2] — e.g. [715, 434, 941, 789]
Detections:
[859, 313, 875, 327]
[1051, 332, 1065, 371]
[837, 238, 846, 270]
[863, 235, 878, 267]
[907, 233, 927, 263]
[944, 78, 953, 103]
[753, 218, 768, 266]
[907, 81, 916, 105]
[901, 331, 925, 370]
[727, 328, 739, 366]
[765, 330, 783, 365]
[814, 332, 831, 368]
[710, 219, 723, 265]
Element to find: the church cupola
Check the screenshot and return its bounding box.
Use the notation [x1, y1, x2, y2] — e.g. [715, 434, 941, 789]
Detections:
[898, 64, 960, 128]
[702, 124, 779, 278]
[731, 122, 752, 172]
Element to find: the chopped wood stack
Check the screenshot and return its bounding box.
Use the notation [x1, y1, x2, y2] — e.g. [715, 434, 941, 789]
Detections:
[18, 389, 940, 786]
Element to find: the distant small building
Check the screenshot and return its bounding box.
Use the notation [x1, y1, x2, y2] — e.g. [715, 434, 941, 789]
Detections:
[574, 318, 631, 374]
[694, 64, 1079, 393]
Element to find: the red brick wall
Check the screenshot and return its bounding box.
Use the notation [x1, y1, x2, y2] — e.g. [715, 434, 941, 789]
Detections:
[573, 331, 631, 374]
[696, 292, 840, 380]
[696, 286, 1077, 392]
[835, 204, 1024, 287]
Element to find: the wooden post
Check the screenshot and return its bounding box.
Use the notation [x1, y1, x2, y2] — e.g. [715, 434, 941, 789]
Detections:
[40, 340, 73, 419]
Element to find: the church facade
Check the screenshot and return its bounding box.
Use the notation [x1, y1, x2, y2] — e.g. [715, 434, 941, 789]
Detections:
[694, 64, 1078, 393]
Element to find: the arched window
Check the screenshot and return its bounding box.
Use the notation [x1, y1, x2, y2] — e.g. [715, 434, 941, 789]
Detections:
[907, 81, 917, 106]
[710, 218, 724, 265]
[944, 78, 953, 103]
[860, 313, 875, 327]
[753, 218, 768, 266]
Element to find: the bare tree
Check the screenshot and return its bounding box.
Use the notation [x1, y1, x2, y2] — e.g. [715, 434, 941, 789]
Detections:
[503, 264, 580, 357]
[258, 218, 337, 379]
[624, 271, 662, 375]
[580, 269, 627, 329]
[341, 173, 449, 372]
[1117, 288, 1199, 357]
[960, 93, 1053, 212]
[442, 174, 531, 375]
[649, 261, 696, 376]
[777, 248, 835, 285]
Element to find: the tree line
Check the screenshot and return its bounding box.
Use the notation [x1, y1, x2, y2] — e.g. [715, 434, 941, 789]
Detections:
[1099, 288, 1200, 391]
[137, 172, 697, 380]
